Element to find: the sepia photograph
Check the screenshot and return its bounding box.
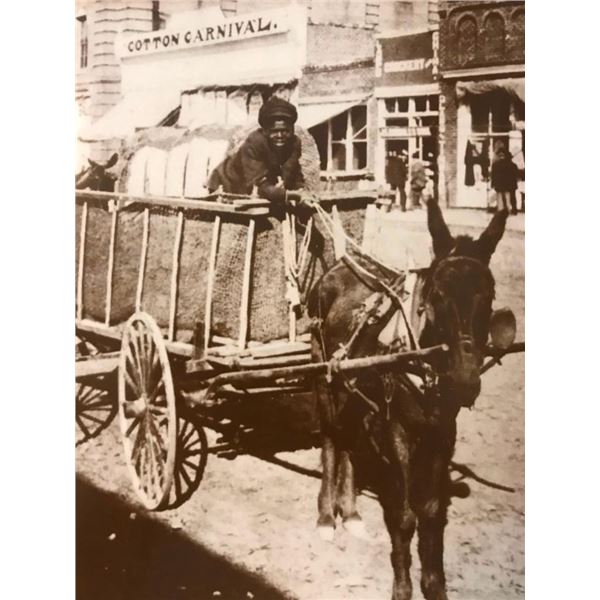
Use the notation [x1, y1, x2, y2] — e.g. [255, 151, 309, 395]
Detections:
[74, 1, 526, 598]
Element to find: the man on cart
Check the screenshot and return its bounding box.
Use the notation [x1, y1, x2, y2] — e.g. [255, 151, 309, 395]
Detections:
[208, 96, 312, 217]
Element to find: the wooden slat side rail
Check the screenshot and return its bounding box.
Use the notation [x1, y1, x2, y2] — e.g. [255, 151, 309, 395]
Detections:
[168, 210, 184, 342]
[75, 319, 195, 358]
[76, 355, 119, 379]
[135, 208, 150, 312]
[204, 216, 221, 353]
[104, 205, 119, 326]
[238, 218, 255, 350]
[76, 190, 269, 215]
[77, 200, 88, 320]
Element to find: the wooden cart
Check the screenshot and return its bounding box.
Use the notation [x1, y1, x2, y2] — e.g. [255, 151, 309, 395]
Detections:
[75, 187, 524, 510]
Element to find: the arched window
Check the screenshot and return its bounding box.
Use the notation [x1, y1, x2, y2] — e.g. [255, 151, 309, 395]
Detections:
[456, 16, 477, 66]
[483, 13, 505, 61]
[510, 8, 525, 59]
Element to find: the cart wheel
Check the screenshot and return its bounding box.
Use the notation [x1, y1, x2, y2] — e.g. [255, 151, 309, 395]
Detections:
[118, 312, 177, 510]
[76, 338, 117, 446]
[165, 411, 209, 510]
[76, 381, 117, 446]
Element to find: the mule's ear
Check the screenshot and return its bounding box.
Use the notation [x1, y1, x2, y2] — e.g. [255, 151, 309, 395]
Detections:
[427, 198, 454, 257]
[106, 153, 119, 169]
[475, 209, 508, 262]
[88, 158, 99, 168]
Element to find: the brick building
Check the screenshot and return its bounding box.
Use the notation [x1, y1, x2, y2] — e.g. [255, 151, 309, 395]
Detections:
[76, 1, 440, 189]
[438, 0, 525, 208]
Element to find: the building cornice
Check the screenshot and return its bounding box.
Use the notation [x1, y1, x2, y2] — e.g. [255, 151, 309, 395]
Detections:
[440, 63, 524, 79]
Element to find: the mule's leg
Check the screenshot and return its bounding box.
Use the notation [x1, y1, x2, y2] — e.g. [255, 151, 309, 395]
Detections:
[317, 432, 337, 540]
[336, 450, 367, 539]
[414, 435, 454, 600]
[377, 463, 416, 600]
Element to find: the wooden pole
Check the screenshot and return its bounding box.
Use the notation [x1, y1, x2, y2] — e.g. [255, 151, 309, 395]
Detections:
[331, 203, 346, 259]
[481, 341, 525, 374]
[199, 344, 449, 403]
[168, 210, 184, 342]
[76, 201, 88, 320]
[238, 218, 255, 350]
[204, 215, 221, 353]
[135, 207, 150, 312]
[104, 204, 118, 326]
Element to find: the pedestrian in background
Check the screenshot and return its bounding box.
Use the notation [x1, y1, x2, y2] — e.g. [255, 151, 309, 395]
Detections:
[491, 147, 519, 214]
[385, 149, 408, 211]
[409, 152, 428, 209]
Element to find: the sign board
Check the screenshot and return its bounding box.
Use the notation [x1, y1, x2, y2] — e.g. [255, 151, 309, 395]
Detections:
[117, 10, 289, 58]
[375, 31, 436, 88]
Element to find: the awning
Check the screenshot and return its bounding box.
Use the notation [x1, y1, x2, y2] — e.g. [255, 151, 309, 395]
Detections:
[456, 78, 524, 103]
[298, 98, 366, 130]
[78, 90, 181, 142]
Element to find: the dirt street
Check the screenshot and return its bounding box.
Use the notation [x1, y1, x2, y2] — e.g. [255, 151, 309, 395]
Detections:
[76, 214, 524, 600]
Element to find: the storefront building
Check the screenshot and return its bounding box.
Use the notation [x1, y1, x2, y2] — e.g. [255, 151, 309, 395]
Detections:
[77, 1, 441, 189]
[438, 0, 525, 208]
[374, 27, 440, 199]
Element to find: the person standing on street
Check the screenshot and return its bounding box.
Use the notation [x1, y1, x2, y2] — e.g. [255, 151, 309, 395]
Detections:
[385, 149, 408, 211]
[491, 147, 519, 214]
[409, 152, 428, 209]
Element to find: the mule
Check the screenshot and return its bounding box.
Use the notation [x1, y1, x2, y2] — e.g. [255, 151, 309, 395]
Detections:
[75, 153, 119, 191]
[307, 200, 510, 600]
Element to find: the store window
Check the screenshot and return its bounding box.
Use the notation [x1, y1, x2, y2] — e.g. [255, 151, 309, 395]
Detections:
[456, 15, 477, 66]
[383, 95, 439, 129]
[77, 15, 88, 70]
[310, 105, 368, 172]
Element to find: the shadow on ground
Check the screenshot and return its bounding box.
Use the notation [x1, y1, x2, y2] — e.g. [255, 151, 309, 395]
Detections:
[76, 475, 292, 600]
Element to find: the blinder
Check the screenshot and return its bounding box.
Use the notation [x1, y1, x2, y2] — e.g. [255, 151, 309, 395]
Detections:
[488, 307, 517, 351]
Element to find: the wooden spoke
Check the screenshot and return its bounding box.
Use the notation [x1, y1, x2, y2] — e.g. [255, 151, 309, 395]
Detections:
[124, 414, 143, 438]
[165, 414, 209, 510]
[76, 379, 117, 446]
[118, 312, 177, 510]
[76, 414, 91, 438]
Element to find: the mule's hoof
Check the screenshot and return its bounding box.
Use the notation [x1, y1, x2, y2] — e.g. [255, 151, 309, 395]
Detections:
[343, 518, 370, 541]
[450, 481, 471, 499]
[317, 525, 335, 542]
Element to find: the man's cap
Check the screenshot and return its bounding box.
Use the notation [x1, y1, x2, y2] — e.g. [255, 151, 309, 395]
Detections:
[258, 96, 298, 128]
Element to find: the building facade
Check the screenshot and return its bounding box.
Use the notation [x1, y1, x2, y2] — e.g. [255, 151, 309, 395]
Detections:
[76, 1, 442, 190]
[438, 0, 525, 208]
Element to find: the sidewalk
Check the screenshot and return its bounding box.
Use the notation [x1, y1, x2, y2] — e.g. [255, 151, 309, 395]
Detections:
[361, 204, 524, 271]
[381, 205, 525, 233]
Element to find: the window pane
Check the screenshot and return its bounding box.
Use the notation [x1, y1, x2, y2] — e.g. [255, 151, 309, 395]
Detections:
[471, 96, 489, 133]
[386, 117, 409, 127]
[397, 97, 409, 112]
[331, 112, 347, 142]
[457, 16, 477, 65]
[310, 122, 328, 170]
[490, 93, 510, 132]
[331, 143, 346, 170]
[428, 95, 439, 111]
[385, 99, 396, 113]
[421, 115, 438, 128]
[414, 96, 427, 112]
[353, 143, 367, 169]
[351, 106, 367, 139]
